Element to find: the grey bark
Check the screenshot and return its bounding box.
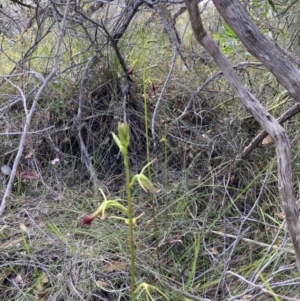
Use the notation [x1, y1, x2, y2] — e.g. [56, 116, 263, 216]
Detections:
[240, 103, 300, 160]
[212, 0, 300, 102]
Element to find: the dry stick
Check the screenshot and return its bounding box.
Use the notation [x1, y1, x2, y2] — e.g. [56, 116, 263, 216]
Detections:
[254, 7, 300, 69]
[0, 0, 72, 218]
[75, 57, 100, 194]
[111, 0, 144, 42]
[145, 265, 213, 301]
[0, 75, 43, 116]
[227, 271, 300, 301]
[168, 288, 212, 301]
[73, 0, 143, 46]
[151, 3, 190, 71]
[213, 0, 300, 103]
[9, 0, 35, 9]
[240, 102, 300, 160]
[72, 8, 134, 82]
[146, 0, 191, 146]
[151, 46, 177, 148]
[275, 42, 300, 67]
[4, 78, 28, 115]
[251, 223, 290, 285]
[100, 21, 132, 123]
[184, 0, 300, 268]
[211, 230, 295, 255]
[100, 21, 132, 83]
[172, 61, 262, 124]
[0, 21, 54, 89]
[23, 7, 47, 34]
[215, 169, 270, 300]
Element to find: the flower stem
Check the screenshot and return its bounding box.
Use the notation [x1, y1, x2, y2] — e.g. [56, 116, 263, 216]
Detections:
[123, 150, 136, 301]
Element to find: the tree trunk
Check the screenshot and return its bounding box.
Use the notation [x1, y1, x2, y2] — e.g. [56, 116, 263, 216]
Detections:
[184, 0, 300, 268]
[212, 0, 300, 102]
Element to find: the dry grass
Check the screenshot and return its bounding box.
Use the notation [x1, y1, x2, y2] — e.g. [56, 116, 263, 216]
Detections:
[1, 8, 300, 301]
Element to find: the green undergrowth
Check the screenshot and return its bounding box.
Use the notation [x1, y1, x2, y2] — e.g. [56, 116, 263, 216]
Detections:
[1, 153, 300, 300]
[1, 6, 300, 301]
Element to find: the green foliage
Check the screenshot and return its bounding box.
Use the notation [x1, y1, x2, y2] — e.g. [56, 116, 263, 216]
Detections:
[213, 22, 239, 54]
[267, 0, 278, 13]
[83, 123, 160, 300]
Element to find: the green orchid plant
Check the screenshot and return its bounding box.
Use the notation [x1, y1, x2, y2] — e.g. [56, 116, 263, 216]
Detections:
[130, 161, 160, 194]
[82, 122, 166, 301]
[81, 188, 128, 225]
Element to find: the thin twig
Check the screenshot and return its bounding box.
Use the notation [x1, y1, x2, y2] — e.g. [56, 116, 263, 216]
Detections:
[211, 230, 295, 255]
[227, 271, 300, 301]
[4, 78, 28, 115]
[172, 62, 262, 124]
[152, 3, 191, 71]
[164, 284, 212, 301]
[151, 46, 177, 148]
[75, 57, 100, 193]
[239, 102, 300, 160]
[0, 0, 72, 218]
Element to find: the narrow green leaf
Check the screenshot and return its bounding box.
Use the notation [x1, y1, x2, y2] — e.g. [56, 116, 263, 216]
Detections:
[267, 0, 277, 13]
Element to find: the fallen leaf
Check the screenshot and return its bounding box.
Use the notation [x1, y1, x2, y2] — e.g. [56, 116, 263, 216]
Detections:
[15, 274, 24, 285]
[169, 239, 182, 244]
[96, 280, 107, 287]
[275, 211, 285, 219]
[209, 247, 219, 255]
[102, 261, 126, 272]
[19, 223, 28, 234]
[54, 193, 64, 201]
[41, 273, 49, 284]
[34, 288, 52, 300]
[100, 137, 109, 146]
[262, 135, 273, 145]
[25, 149, 35, 159]
[242, 295, 253, 300]
[20, 170, 38, 179]
[0, 237, 23, 250]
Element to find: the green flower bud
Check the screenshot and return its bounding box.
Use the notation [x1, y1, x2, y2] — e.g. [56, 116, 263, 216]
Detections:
[137, 174, 159, 194]
[112, 132, 123, 151]
[118, 122, 130, 148]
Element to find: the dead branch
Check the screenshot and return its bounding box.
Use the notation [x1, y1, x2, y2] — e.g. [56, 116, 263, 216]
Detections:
[212, 0, 300, 102]
[0, 0, 72, 218]
[74, 57, 100, 194]
[112, 0, 144, 42]
[9, 0, 35, 9]
[185, 0, 300, 268]
[240, 103, 300, 160]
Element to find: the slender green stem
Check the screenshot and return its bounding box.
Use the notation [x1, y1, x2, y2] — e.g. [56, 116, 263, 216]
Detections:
[186, 233, 200, 288]
[141, 29, 160, 266]
[123, 150, 136, 301]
